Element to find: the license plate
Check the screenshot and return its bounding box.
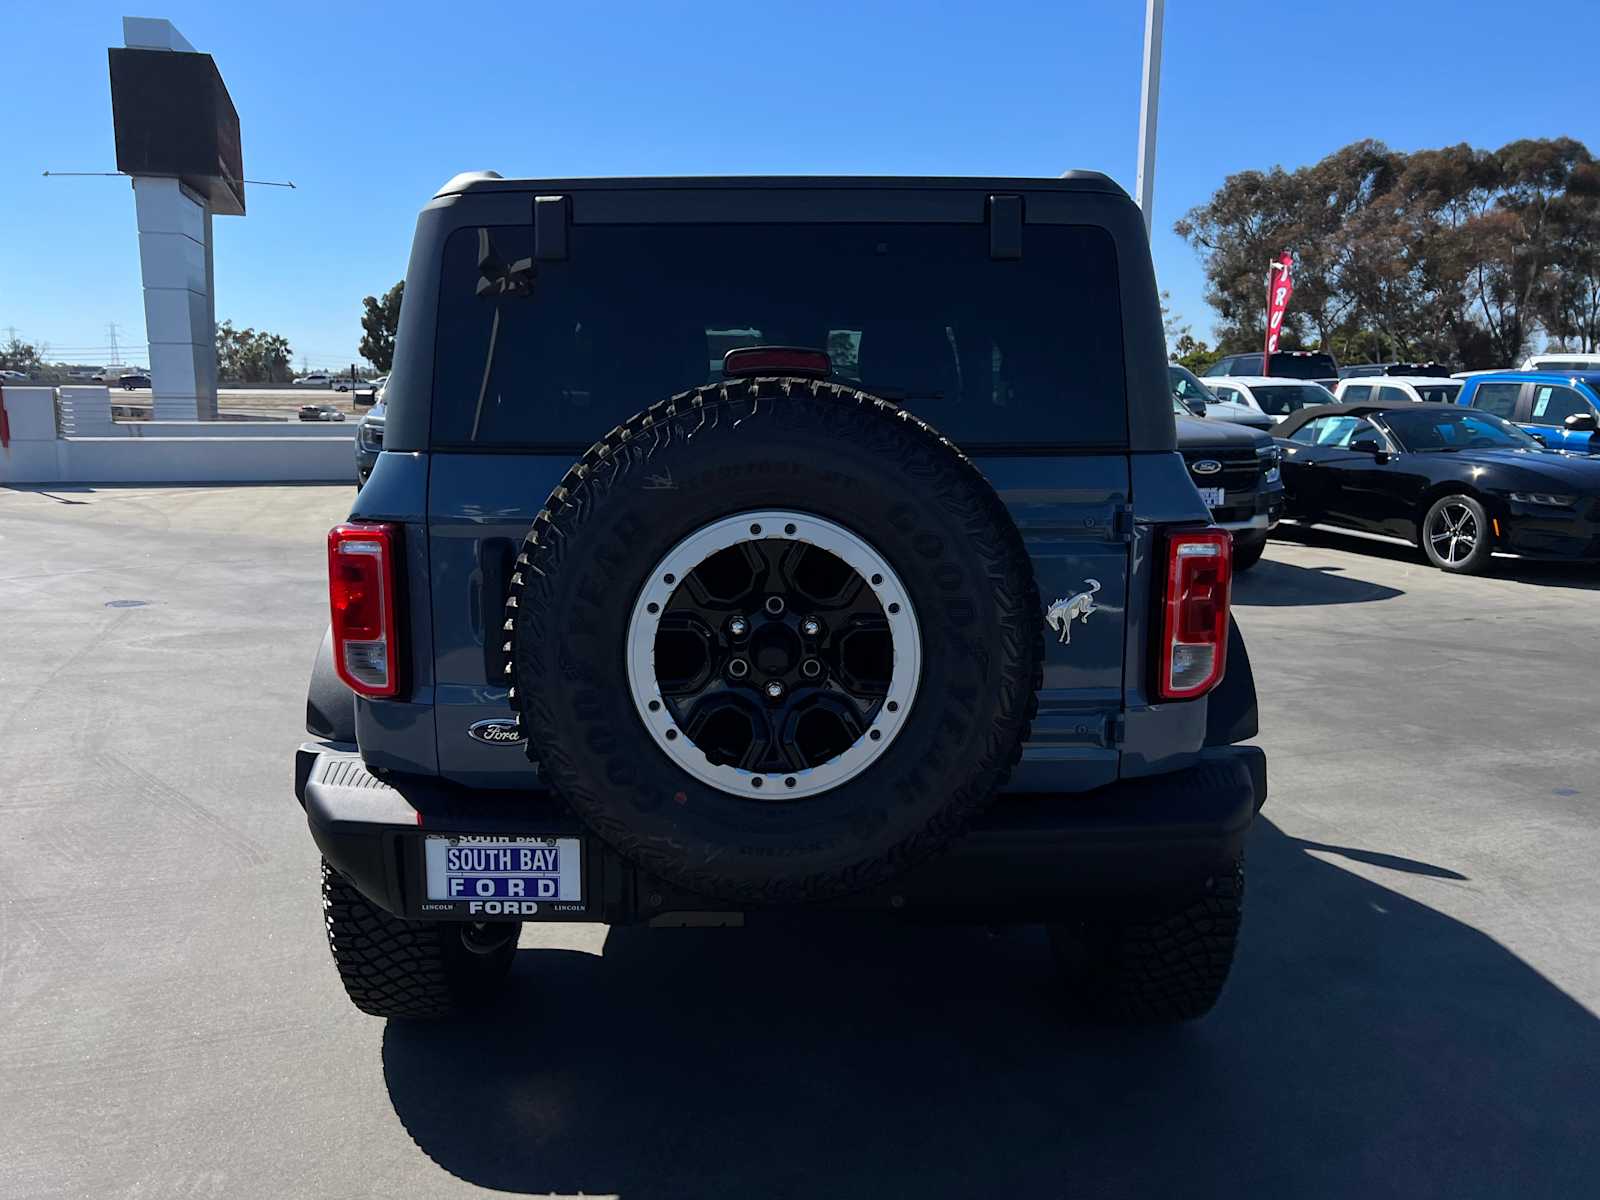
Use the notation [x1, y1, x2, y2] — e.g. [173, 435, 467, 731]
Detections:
[1198, 487, 1225, 508]
[424, 835, 582, 909]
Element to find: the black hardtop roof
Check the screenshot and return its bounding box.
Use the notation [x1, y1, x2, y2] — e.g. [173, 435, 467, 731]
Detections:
[434, 171, 1126, 199]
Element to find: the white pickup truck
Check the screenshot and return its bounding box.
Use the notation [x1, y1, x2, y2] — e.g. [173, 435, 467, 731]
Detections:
[294, 373, 375, 393]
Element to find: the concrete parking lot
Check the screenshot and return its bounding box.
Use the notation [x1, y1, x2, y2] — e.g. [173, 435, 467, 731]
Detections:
[2, 486, 1597, 1199]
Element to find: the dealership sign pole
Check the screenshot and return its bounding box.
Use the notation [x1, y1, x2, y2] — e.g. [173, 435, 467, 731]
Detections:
[1134, 0, 1165, 236]
[108, 18, 246, 421]
[1263, 253, 1294, 374]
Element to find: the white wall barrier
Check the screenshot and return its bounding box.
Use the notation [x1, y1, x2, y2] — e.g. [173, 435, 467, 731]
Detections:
[2, 387, 357, 485]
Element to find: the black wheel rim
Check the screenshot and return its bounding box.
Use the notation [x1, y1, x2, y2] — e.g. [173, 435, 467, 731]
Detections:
[626, 511, 921, 799]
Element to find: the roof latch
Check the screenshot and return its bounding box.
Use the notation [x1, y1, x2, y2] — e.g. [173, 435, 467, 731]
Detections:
[535, 194, 568, 261]
[989, 194, 1023, 260]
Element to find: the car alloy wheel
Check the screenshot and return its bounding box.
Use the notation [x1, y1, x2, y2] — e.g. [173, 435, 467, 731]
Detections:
[1422, 494, 1493, 574]
[1428, 501, 1478, 567]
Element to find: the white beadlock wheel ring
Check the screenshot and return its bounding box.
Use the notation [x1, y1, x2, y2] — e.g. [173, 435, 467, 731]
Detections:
[626, 510, 921, 799]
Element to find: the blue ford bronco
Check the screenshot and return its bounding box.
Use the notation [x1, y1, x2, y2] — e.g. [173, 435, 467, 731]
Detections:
[298, 174, 1267, 1023]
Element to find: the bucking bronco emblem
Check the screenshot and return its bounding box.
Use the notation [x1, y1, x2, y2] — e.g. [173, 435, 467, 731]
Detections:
[1045, 580, 1101, 644]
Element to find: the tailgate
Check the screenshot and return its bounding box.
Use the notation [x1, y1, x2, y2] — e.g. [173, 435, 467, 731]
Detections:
[977, 454, 1129, 793]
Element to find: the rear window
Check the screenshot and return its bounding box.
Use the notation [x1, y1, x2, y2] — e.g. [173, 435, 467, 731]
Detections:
[1204, 355, 1260, 376]
[1249, 384, 1334, 415]
[1267, 353, 1338, 380]
[1530, 359, 1600, 372]
[431, 222, 1127, 449]
[1412, 383, 1461, 404]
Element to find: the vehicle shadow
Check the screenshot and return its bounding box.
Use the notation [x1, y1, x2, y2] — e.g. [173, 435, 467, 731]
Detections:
[1234, 556, 1405, 606]
[381, 819, 1599, 1198]
[1270, 522, 1423, 566]
[1271, 523, 1600, 591]
[1488, 559, 1600, 592]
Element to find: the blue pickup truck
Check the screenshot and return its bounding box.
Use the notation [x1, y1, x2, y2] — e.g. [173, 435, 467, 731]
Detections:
[1457, 371, 1600, 452]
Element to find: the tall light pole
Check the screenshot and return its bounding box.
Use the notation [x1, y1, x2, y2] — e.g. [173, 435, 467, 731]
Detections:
[1134, 0, 1165, 238]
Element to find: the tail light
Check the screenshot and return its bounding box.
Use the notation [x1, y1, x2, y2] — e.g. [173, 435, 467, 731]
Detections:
[722, 346, 833, 378]
[328, 522, 400, 697]
[1158, 530, 1232, 700]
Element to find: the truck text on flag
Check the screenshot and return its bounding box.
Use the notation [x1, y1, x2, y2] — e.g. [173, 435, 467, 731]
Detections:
[1263, 253, 1295, 372]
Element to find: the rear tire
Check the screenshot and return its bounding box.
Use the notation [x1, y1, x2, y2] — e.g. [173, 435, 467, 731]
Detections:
[1421, 494, 1493, 574]
[1231, 534, 1266, 571]
[321, 860, 517, 1019]
[1048, 856, 1244, 1024]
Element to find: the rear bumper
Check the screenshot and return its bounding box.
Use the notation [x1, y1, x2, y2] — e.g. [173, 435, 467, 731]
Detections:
[296, 743, 1266, 925]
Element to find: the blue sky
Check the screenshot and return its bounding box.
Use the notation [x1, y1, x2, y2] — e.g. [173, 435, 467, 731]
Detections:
[4, 0, 1596, 370]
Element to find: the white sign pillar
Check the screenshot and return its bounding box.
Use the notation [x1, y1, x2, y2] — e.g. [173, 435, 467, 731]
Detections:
[123, 18, 218, 420]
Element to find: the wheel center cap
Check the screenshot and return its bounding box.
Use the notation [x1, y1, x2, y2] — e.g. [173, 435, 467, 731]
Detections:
[750, 622, 801, 676]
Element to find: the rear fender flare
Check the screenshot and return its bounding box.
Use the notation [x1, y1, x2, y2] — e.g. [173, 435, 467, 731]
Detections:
[1204, 617, 1258, 747]
[306, 627, 357, 744]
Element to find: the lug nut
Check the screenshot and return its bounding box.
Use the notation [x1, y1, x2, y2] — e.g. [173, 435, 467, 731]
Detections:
[800, 617, 821, 637]
[764, 596, 786, 616]
[727, 658, 750, 679]
[764, 680, 786, 700]
[800, 658, 822, 679]
[728, 616, 749, 638]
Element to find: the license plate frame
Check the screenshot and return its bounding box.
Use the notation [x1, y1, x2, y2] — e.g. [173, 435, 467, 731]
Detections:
[419, 834, 583, 918]
[1198, 486, 1226, 508]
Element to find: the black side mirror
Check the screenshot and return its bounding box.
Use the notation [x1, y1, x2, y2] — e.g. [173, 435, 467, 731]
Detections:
[1348, 435, 1384, 455]
[1185, 398, 1206, 417]
[1563, 412, 1598, 432]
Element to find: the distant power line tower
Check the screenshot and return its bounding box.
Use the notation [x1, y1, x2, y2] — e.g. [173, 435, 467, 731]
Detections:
[107, 321, 123, 366]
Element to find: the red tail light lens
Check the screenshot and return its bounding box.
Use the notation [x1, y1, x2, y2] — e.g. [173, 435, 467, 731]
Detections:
[1159, 530, 1232, 700]
[722, 346, 833, 378]
[328, 522, 400, 698]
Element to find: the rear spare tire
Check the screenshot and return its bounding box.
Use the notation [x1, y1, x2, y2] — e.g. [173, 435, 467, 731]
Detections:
[505, 378, 1042, 904]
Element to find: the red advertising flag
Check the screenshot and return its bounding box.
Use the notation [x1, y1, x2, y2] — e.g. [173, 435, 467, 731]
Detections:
[1263, 253, 1295, 371]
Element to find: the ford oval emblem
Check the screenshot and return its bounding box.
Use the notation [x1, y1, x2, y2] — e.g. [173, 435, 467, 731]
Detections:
[468, 718, 526, 746]
[1192, 459, 1222, 475]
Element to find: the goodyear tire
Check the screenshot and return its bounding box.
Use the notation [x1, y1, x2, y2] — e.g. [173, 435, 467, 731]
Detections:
[505, 378, 1042, 904]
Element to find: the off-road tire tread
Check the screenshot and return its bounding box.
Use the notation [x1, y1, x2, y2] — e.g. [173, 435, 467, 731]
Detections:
[502, 377, 1043, 903]
[321, 861, 514, 1019]
[1051, 855, 1244, 1024]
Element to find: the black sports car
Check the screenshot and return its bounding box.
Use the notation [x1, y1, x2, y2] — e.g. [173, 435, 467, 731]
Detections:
[1274, 402, 1600, 573]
